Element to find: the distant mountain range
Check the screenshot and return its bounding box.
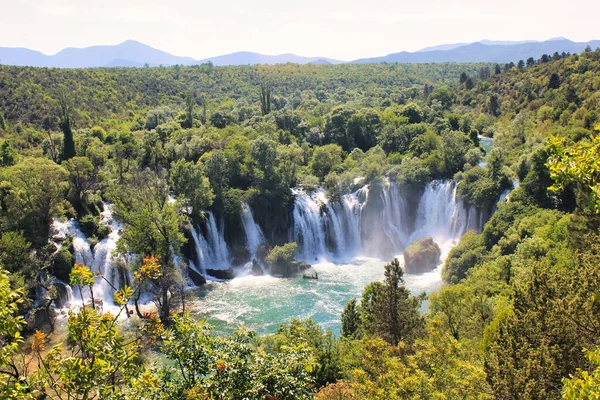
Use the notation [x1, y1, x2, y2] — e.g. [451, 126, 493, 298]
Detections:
[0, 38, 598, 68]
[352, 38, 600, 64]
[415, 39, 544, 53]
[0, 40, 343, 68]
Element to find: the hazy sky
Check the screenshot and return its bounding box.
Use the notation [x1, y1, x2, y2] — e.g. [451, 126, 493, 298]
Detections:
[1, 0, 598, 60]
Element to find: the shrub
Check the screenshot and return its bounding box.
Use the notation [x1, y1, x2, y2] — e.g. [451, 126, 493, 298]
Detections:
[267, 242, 298, 276]
[442, 231, 486, 283]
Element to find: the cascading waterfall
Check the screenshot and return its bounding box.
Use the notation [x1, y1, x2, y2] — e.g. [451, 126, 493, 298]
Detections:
[341, 192, 363, 255]
[241, 204, 265, 258]
[63, 283, 75, 306]
[50, 203, 125, 307]
[327, 191, 364, 259]
[190, 211, 231, 274]
[190, 225, 210, 275]
[241, 203, 267, 274]
[410, 180, 471, 242]
[292, 179, 494, 263]
[52, 220, 92, 263]
[379, 182, 411, 251]
[326, 202, 346, 256]
[293, 187, 365, 261]
[293, 189, 329, 261]
[90, 205, 127, 305]
[207, 211, 230, 268]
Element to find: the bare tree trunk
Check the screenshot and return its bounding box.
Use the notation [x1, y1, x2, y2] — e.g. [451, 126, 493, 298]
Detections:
[160, 286, 169, 322]
[134, 292, 143, 319]
[181, 287, 185, 314]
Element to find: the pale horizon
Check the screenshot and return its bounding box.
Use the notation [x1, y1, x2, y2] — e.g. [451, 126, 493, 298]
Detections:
[2, 0, 599, 61]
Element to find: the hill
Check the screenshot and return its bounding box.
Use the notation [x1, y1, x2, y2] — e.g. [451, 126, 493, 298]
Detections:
[0, 62, 486, 129]
[0, 41, 343, 68]
[1, 38, 599, 68]
[352, 38, 600, 64]
[196, 52, 342, 66]
[0, 40, 196, 67]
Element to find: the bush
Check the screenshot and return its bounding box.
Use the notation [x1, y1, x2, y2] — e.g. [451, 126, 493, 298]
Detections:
[80, 214, 111, 241]
[267, 242, 298, 276]
[399, 103, 423, 123]
[456, 167, 499, 209]
[393, 157, 431, 188]
[96, 224, 112, 241]
[442, 231, 486, 283]
[90, 126, 107, 142]
[297, 174, 320, 193]
[482, 202, 534, 249]
[54, 246, 74, 283]
[324, 172, 353, 203]
[378, 123, 428, 154]
[79, 214, 99, 237]
[311, 144, 343, 179]
[403, 237, 441, 274]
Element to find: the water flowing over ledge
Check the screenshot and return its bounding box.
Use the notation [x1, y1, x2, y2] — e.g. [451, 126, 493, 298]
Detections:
[292, 180, 483, 263]
[50, 180, 507, 332]
[51, 204, 128, 311]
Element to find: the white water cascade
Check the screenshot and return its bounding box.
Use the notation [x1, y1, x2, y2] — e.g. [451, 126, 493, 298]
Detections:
[190, 211, 231, 274]
[240, 204, 267, 274]
[293, 189, 329, 261]
[379, 182, 411, 252]
[292, 180, 489, 262]
[293, 188, 365, 261]
[51, 203, 126, 307]
[241, 204, 265, 258]
[409, 180, 477, 243]
[91, 205, 127, 304]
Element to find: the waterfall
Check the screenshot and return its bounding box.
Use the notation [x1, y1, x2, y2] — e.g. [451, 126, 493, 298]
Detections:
[293, 189, 329, 261]
[379, 182, 411, 251]
[293, 183, 411, 260]
[54, 279, 75, 308]
[52, 218, 94, 266]
[50, 203, 125, 307]
[291, 178, 508, 262]
[89, 205, 126, 305]
[190, 225, 209, 275]
[341, 192, 362, 255]
[190, 211, 231, 274]
[64, 284, 74, 306]
[326, 202, 346, 256]
[241, 204, 265, 258]
[293, 187, 365, 261]
[410, 180, 472, 243]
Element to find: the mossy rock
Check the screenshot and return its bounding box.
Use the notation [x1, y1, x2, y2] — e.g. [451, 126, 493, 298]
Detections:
[403, 237, 441, 274]
[188, 267, 207, 286]
[206, 268, 236, 280]
[53, 247, 74, 283]
[250, 259, 264, 276]
[53, 281, 71, 308]
[298, 262, 312, 272]
[80, 214, 112, 241]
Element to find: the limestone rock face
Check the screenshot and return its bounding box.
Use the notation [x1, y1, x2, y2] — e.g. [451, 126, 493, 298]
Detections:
[403, 237, 441, 274]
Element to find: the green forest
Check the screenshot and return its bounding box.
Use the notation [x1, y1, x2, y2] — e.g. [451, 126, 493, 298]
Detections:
[0, 48, 600, 399]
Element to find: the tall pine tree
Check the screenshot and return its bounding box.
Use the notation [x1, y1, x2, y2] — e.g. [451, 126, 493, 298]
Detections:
[59, 93, 75, 161]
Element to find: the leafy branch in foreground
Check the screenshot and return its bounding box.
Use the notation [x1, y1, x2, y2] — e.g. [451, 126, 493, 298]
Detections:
[29, 261, 163, 400]
[547, 128, 600, 212]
